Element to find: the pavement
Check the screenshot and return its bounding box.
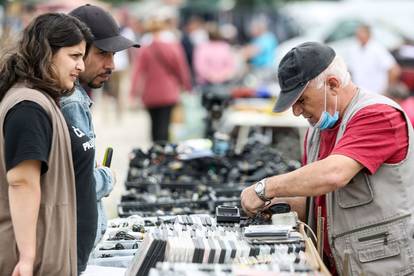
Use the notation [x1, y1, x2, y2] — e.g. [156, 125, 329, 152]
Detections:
[91, 93, 151, 219]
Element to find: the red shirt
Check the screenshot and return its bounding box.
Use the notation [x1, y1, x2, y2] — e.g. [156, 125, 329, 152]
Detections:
[303, 104, 408, 273]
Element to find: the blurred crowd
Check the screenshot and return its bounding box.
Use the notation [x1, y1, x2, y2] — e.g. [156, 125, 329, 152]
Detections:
[2, 0, 414, 140]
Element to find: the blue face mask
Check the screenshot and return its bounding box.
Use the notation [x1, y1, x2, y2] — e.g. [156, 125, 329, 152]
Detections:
[313, 83, 339, 130]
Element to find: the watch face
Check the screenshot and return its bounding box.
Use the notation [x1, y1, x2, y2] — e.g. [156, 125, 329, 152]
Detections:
[255, 181, 264, 194]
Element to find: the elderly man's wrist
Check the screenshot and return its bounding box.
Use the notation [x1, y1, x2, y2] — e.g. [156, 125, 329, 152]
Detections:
[254, 178, 272, 202]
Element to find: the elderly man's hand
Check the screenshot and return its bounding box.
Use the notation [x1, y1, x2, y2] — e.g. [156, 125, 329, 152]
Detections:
[240, 184, 266, 217]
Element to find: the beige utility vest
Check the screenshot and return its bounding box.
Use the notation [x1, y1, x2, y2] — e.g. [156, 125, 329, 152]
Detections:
[0, 85, 77, 275]
[306, 90, 414, 275]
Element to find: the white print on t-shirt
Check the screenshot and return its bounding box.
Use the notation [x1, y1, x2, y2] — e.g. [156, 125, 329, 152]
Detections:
[83, 138, 95, 152]
[70, 125, 95, 152]
[72, 126, 85, 138]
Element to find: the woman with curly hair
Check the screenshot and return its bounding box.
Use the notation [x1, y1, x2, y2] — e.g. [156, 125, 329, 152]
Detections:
[0, 13, 93, 276]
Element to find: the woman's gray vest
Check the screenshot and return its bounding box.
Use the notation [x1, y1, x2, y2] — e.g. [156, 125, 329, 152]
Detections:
[306, 90, 414, 275]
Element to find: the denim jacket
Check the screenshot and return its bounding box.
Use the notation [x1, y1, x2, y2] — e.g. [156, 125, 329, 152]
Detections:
[60, 83, 114, 245]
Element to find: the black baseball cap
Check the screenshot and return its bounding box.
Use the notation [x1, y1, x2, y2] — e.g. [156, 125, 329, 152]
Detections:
[70, 4, 140, 52]
[273, 42, 335, 112]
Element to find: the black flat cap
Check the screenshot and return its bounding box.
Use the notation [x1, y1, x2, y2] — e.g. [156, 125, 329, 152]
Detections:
[273, 42, 335, 112]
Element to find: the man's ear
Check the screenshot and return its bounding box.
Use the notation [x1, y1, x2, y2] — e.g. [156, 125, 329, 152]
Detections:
[327, 77, 340, 95]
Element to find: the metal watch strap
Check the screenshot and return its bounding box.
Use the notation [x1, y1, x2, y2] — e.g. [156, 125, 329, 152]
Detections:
[256, 179, 271, 202]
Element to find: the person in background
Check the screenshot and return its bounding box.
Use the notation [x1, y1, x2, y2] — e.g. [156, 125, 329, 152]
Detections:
[181, 16, 208, 84]
[347, 23, 401, 94]
[240, 15, 277, 70]
[131, 17, 191, 143]
[241, 42, 414, 275]
[0, 13, 92, 276]
[194, 22, 236, 85]
[60, 4, 140, 256]
[386, 82, 414, 127]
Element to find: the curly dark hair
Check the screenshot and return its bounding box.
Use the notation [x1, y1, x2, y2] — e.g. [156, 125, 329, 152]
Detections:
[0, 13, 94, 102]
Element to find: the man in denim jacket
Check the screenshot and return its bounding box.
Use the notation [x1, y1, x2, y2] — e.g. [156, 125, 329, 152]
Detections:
[61, 4, 139, 245]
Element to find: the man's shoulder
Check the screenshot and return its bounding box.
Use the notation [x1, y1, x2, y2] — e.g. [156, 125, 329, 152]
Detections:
[365, 40, 391, 56]
[357, 103, 397, 114]
[60, 85, 91, 107]
[343, 91, 399, 123]
[356, 90, 400, 109]
[60, 86, 83, 103]
[349, 103, 401, 127]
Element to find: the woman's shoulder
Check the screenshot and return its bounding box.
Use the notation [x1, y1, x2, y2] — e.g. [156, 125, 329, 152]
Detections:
[8, 83, 49, 100]
[1, 83, 55, 118]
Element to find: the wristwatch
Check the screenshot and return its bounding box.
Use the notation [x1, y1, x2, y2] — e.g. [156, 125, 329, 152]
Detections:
[254, 178, 272, 202]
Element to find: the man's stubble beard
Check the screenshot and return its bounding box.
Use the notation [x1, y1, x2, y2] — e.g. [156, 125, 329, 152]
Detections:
[87, 79, 104, 89]
[80, 69, 112, 89]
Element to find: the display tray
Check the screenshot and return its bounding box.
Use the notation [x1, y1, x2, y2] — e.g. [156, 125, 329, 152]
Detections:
[90, 213, 331, 276]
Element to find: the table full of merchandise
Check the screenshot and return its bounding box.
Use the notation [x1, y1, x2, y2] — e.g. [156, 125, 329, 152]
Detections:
[85, 136, 329, 276]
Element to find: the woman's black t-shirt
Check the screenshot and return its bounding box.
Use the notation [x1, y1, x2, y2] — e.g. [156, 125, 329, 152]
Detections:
[3, 101, 97, 272]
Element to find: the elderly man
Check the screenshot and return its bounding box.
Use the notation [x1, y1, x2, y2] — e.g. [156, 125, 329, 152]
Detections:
[241, 42, 414, 275]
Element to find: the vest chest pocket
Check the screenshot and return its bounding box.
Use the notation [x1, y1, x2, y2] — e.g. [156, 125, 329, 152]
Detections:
[358, 240, 400, 263]
[337, 172, 373, 208]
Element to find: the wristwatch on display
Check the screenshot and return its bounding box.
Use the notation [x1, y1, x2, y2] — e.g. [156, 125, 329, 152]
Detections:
[254, 178, 272, 203]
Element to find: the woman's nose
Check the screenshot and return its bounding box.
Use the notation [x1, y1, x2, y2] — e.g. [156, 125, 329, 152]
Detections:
[76, 60, 85, 72]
